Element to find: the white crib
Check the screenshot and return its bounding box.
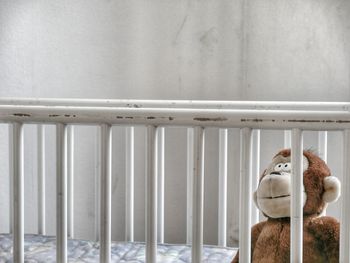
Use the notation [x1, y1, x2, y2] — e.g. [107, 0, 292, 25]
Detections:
[0, 98, 349, 263]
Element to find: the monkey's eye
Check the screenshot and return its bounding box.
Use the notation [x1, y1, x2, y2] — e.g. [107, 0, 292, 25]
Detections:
[274, 163, 283, 172]
[282, 162, 291, 172]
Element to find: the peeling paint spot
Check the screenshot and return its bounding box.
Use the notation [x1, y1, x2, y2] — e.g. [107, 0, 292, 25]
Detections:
[241, 118, 263, 122]
[125, 104, 142, 108]
[241, 118, 340, 123]
[49, 114, 60, 117]
[13, 113, 31, 117]
[336, 120, 350, 123]
[288, 120, 321, 123]
[194, 117, 227, 122]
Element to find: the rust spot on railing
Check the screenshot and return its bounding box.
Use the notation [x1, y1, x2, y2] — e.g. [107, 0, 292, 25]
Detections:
[241, 119, 343, 123]
[288, 119, 321, 123]
[169, 117, 174, 121]
[336, 120, 350, 123]
[147, 116, 156, 119]
[288, 119, 349, 123]
[241, 119, 350, 124]
[49, 114, 60, 117]
[116, 116, 123, 119]
[194, 117, 227, 122]
[241, 118, 263, 122]
[13, 113, 31, 117]
[126, 103, 142, 108]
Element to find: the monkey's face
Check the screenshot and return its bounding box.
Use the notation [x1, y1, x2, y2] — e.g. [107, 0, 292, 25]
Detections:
[254, 154, 309, 218]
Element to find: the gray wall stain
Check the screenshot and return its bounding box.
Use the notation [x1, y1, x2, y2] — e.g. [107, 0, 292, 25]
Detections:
[173, 14, 188, 45]
[199, 27, 218, 53]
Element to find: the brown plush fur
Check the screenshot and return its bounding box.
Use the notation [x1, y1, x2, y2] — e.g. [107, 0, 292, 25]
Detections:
[232, 149, 339, 263]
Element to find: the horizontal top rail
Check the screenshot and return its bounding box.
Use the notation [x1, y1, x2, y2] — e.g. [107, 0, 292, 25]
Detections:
[1, 103, 350, 130]
[1, 98, 350, 111]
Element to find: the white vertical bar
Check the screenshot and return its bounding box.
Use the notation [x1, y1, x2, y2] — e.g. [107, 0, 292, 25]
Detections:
[67, 125, 74, 238]
[125, 126, 134, 242]
[157, 127, 165, 243]
[8, 125, 14, 234]
[191, 127, 205, 263]
[146, 126, 157, 263]
[186, 128, 194, 244]
[100, 124, 112, 263]
[37, 125, 46, 235]
[318, 131, 328, 216]
[12, 123, 24, 263]
[56, 123, 67, 263]
[95, 127, 101, 242]
[291, 128, 303, 263]
[239, 127, 253, 263]
[284, 130, 291, 148]
[218, 128, 227, 247]
[340, 129, 350, 263]
[318, 131, 327, 163]
[251, 129, 260, 225]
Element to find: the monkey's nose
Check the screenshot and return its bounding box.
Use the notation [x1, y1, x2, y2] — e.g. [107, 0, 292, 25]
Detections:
[270, 171, 281, 175]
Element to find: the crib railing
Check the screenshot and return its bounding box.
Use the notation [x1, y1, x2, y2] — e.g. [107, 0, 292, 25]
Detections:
[0, 98, 349, 263]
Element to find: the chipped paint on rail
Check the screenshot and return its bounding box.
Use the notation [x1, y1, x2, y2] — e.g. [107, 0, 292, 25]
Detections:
[13, 113, 31, 117]
[194, 117, 227, 122]
[241, 118, 264, 122]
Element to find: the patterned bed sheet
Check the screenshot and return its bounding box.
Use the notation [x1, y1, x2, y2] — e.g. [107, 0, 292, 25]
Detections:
[0, 234, 237, 262]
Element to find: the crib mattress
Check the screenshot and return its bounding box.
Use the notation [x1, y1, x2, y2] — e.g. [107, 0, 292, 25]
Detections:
[0, 234, 237, 262]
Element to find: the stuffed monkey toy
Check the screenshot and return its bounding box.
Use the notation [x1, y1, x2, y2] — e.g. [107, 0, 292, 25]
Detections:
[232, 149, 341, 263]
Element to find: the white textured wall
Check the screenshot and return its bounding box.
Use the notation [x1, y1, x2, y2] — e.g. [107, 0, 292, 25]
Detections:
[244, 0, 350, 101]
[0, 0, 349, 246]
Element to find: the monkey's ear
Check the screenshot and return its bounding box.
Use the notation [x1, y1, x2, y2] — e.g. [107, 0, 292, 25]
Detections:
[322, 176, 341, 203]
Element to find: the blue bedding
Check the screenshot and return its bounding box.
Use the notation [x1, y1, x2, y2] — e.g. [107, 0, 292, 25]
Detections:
[0, 234, 237, 262]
